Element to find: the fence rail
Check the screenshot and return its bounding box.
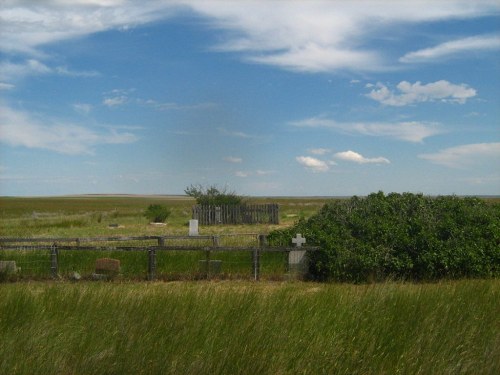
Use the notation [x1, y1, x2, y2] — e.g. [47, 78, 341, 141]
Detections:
[192, 204, 279, 225]
[0, 234, 317, 281]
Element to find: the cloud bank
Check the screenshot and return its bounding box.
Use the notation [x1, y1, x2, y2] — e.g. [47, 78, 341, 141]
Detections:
[1, 1, 499, 75]
[418, 143, 500, 168]
[291, 117, 442, 143]
[367, 80, 477, 106]
[0, 104, 138, 155]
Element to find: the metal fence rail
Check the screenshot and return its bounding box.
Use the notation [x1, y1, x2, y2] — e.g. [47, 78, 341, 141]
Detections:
[0, 234, 317, 281]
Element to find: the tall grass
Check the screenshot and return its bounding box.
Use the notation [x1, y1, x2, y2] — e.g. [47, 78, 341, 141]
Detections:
[0, 280, 498, 374]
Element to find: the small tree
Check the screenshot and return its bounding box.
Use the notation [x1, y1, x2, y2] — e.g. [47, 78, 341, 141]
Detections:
[144, 204, 171, 223]
[185, 184, 243, 206]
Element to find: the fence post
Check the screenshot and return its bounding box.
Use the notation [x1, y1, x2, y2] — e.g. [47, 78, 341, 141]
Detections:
[51, 243, 58, 278]
[148, 248, 156, 281]
[253, 235, 266, 281]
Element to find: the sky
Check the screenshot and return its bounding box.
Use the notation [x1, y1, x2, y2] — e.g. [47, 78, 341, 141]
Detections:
[0, 0, 499, 197]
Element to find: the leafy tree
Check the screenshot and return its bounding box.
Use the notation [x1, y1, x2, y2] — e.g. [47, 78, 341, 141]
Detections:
[144, 204, 171, 223]
[184, 184, 243, 206]
[268, 192, 500, 282]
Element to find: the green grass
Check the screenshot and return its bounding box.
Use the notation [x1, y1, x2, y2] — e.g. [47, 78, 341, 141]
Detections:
[0, 280, 498, 374]
[0, 196, 327, 280]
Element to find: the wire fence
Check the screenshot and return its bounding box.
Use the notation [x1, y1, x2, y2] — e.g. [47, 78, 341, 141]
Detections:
[0, 234, 315, 281]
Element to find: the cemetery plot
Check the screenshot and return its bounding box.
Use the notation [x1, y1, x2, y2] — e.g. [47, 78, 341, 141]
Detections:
[0, 233, 317, 281]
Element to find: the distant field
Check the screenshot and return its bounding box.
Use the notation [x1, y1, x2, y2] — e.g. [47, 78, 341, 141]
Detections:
[0, 195, 330, 237]
[0, 195, 330, 280]
[0, 279, 498, 375]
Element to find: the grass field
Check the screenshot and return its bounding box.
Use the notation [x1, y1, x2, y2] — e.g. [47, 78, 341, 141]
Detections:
[1, 279, 498, 374]
[1, 196, 499, 374]
[0, 196, 330, 280]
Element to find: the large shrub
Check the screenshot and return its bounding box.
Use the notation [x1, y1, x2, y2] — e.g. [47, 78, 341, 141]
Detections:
[185, 184, 243, 206]
[268, 192, 500, 282]
[144, 204, 171, 223]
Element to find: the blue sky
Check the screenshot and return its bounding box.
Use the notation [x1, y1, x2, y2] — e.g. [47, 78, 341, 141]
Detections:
[1, 0, 499, 197]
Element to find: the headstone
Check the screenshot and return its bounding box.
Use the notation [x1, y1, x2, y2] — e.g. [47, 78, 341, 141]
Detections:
[199, 260, 222, 275]
[94, 258, 120, 277]
[0, 261, 18, 274]
[189, 219, 199, 236]
[289, 234, 308, 277]
[291, 233, 306, 247]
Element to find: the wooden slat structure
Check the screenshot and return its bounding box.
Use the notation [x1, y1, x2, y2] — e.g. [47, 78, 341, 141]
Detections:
[192, 204, 279, 225]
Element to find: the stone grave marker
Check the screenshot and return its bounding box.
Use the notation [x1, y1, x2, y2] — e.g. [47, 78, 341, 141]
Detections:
[289, 234, 308, 276]
[189, 219, 199, 236]
[0, 260, 18, 274]
[93, 258, 120, 280]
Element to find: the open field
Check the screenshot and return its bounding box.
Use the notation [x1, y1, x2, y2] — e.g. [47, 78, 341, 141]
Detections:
[0, 195, 330, 237]
[0, 196, 330, 280]
[1, 279, 498, 374]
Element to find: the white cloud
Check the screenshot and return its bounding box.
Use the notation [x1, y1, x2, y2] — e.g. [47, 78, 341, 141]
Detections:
[308, 148, 331, 155]
[2, 1, 498, 74]
[103, 96, 128, 107]
[0, 1, 181, 55]
[334, 150, 390, 164]
[235, 171, 249, 178]
[400, 34, 500, 63]
[73, 103, 93, 114]
[418, 142, 500, 168]
[0, 104, 138, 155]
[0, 59, 51, 81]
[291, 117, 442, 143]
[367, 80, 476, 106]
[0, 59, 100, 82]
[0, 82, 15, 90]
[224, 156, 243, 163]
[296, 156, 329, 172]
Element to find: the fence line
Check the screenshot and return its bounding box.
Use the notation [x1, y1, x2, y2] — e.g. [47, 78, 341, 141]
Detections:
[192, 204, 279, 225]
[0, 234, 317, 281]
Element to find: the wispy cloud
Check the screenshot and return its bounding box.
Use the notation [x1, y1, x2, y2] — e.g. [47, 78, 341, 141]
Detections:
[418, 143, 500, 168]
[0, 104, 138, 155]
[224, 156, 243, 163]
[296, 156, 329, 173]
[2, 1, 498, 74]
[308, 148, 331, 155]
[367, 80, 476, 106]
[334, 150, 390, 164]
[291, 117, 442, 143]
[139, 99, 217, 111]
[0, 82, 15, 90]
[400, 34, 500, 63]
[217, 127, 257, 139]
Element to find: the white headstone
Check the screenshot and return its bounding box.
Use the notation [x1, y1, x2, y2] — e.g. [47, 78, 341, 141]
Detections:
[189, 219, 199, 236]
[292, 233, 306, 247]
[289, 234, 307, 271]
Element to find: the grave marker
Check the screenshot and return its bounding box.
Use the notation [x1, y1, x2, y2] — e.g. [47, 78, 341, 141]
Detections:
[189, 219, 199, 236]
[289, 234, 308, 277]
[0, 261, 18, 274]
[94, 258, 120, 280]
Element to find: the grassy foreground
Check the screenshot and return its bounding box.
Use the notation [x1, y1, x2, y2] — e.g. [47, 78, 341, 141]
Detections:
[1, 279, 498, 375]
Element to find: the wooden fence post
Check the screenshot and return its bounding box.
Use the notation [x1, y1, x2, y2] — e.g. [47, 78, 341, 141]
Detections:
[148, 249, 156, 281]
[51, 243, 58, 278]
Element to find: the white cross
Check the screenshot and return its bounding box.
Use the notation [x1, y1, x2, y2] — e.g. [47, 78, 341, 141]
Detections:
[292, 233, 306, 247]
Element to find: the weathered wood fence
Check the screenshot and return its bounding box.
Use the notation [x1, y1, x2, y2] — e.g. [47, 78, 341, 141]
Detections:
[0, 234, 316, 281]
[192, 204, 279, 225]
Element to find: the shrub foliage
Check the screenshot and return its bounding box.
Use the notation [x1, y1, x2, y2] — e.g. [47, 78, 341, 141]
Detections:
[269, 192, 500, 282]
[185, 184, 243, 206]
[144, 204, 171, 223]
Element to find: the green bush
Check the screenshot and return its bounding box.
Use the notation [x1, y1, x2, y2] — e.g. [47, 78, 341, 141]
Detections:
[144, 204, 171, 223]
[185, 184, 243, 206]
[268, 192, 500, 282]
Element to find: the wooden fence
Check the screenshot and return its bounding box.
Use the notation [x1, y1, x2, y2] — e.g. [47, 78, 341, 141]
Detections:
[0, 234, 317, 281]
[192, 204, 279, 225]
